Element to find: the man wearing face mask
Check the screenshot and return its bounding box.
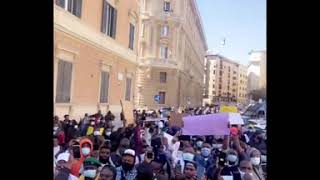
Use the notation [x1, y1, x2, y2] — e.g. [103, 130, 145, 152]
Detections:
[238, 160, 255, 180]
[194, 143, 214, 180]
[219, 149, 241, 180]
[110, 138, 130, 167]
[248, 148, 264, 180]
[103, 128, 112, 140]
[54, 152, 78, 180]
[79, 157, 102, 180]
[115, 149, 138, 180]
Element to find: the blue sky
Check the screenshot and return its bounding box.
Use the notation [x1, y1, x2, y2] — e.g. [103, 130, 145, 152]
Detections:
[197, 0, 266, 65]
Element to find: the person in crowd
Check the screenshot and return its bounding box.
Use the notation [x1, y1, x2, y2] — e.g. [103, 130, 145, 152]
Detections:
[115, 149, 138, 180]
[69, 141, 82, 177]
[133, 120, 144, 156]
[66, 120, 79, 143]
[80, 113, 90, 136]
[54, 123, 65, 147]
[219, 149, 241, 180]
[150, 153, 170, 180]
[54, 152, 78, 180]
[99, 165, 117, 180]
[54, 136, 62, 165]
[194, 143, 215, 179]
[98, 144, 112, 167]
[79, 157, 102, 180]
[183, 161, 198, 180]
[249, 130, 267, 155]
[248, 148, 265, 180]
[105, 111, 115, 122]
[136, 163, 154, 180]
[86, 119, 96, 136]
[238, 160, 255, 180]
[110, 138, 130, 167]
[103, 127, 112, 140]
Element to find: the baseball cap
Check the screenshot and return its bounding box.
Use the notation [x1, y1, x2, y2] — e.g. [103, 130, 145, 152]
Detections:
[123, 149, 135, 157]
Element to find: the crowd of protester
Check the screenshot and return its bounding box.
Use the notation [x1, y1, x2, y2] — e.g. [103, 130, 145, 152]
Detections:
[54, 107, 266, 180]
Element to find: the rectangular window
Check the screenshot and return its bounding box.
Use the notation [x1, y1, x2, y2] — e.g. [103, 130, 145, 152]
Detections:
[212, 85, 215, 88]
[101, 0, 117, 38]
[160, 46, 168, 59]
[159, 91, 166, 104]
[56, 60, 73, 103]
[212, 91, 215, 95]
[100, 71, 110, 103]
[164, 2, 171, 12]
[219, 71, 222, 76]
[129, 23, 135, 50]
[160, 72, 167, 83]
[125, 78, 132, 101]
[56, 0, 82, 18]
[160, 25, 169, 37]
[219, 85, 222, 89]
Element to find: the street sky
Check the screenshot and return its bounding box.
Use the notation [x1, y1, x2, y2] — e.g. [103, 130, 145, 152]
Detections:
[197, 0, 266, 65]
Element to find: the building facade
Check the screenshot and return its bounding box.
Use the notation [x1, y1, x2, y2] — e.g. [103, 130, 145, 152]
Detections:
[135, 0, 207, 109]
[237, 65, 248, 103]
[54, 0, 140, 124]
[203, 54, 248, 104]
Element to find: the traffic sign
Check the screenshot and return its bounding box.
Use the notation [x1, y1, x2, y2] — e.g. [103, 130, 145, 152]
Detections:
[154, 95, 160, 102]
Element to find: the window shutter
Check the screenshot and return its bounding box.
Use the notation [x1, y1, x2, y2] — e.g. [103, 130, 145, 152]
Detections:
[56, 61, 65, 102]
[112, 8, 117, 38]
[129, 24, 135, 49]
[100, 72, 106, 103]
[74, 0, 82, 18]
[101, 0, 107, 33]
[100, 71, 110, 103]
[105, 72, 109, 102]
[62, 61, 73, 102]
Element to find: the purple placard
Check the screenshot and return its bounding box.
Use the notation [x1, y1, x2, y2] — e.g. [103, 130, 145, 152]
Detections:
[182, 113, 230, 135]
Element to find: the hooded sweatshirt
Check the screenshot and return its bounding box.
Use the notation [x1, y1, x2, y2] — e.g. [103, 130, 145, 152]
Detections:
[70, 138, 93, 177]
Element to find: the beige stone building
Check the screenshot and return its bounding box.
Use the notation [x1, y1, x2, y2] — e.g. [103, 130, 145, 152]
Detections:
[237, 65, 248, 103]
[54, 0, 140, 124]
[203, 54, 248, 104]
[135, 0, 207, 109]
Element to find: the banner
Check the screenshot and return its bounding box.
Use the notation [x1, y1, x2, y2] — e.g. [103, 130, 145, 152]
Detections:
[182, 113, 230, 135]
[220, 105, 238, 113]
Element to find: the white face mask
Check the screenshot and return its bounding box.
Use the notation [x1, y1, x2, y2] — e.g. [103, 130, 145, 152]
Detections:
[53, 127, 58, 131]
[74, 125, 78, 129]
[90, 122, 95, 126]
[250, 157, 261, 166]
[227, 154, 238, 163]
[83, 169, 97, 178]
[94, 131, 101, 136]
[105, 131, 111, 136]
[239, 170, 253, 179]
[182, 152, 195, 162]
